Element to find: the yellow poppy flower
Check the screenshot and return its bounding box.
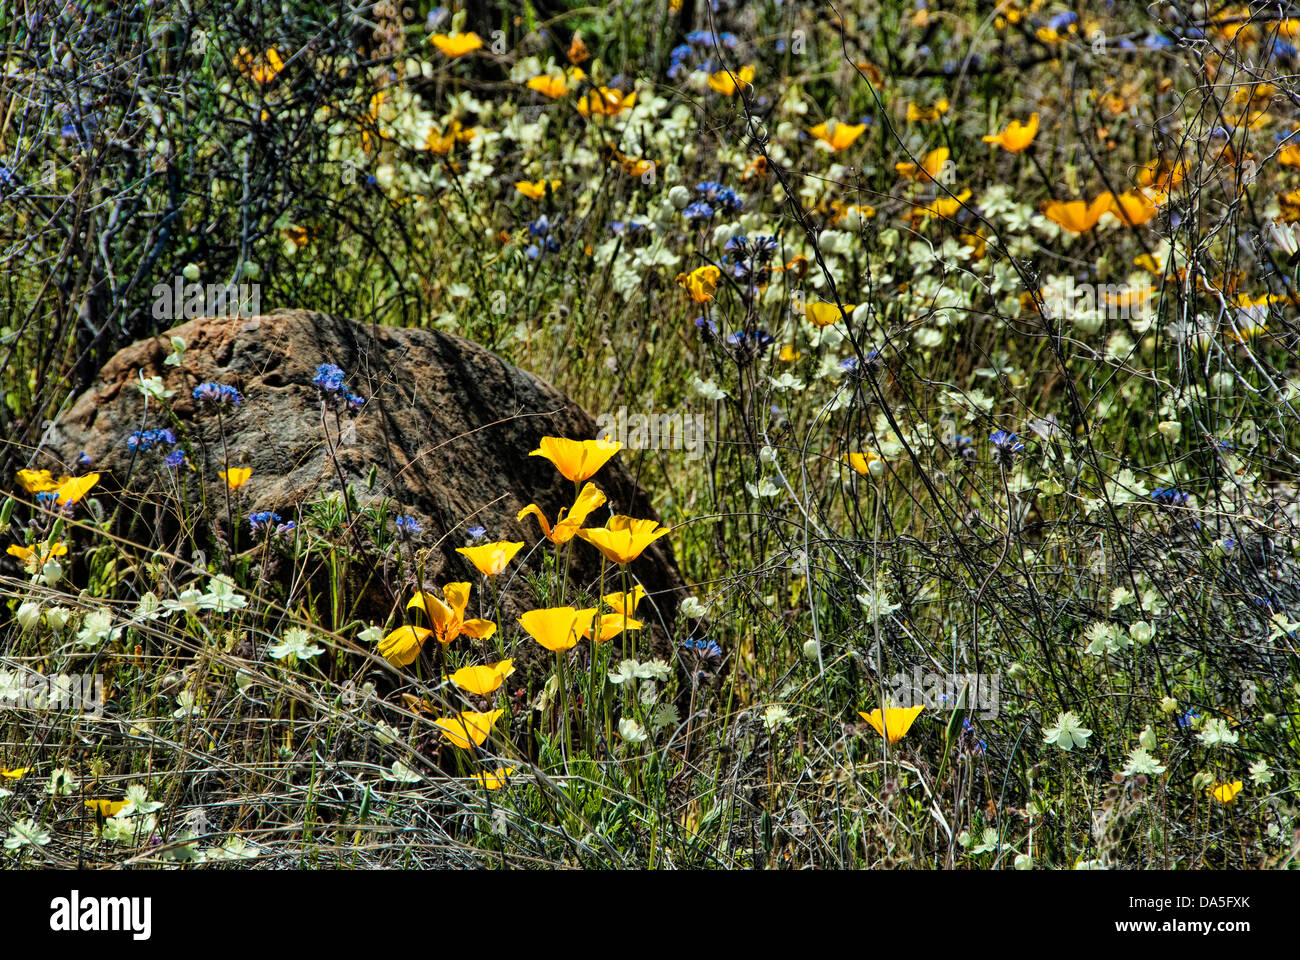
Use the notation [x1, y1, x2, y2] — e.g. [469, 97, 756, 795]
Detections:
[529, 437, 621, 483]
[430, 32, 483, 58]
[1, 766, 31, 779]
[916, 188, 972, 220]
[602, 586, 645, 617]
[906, 98, 949, 123]
[526, 74, 568, 99]
[803, 301, 854, 328]
[236, 47, 285, 84]
[1133, 253, 1164, 275]
[15, 469, 60, 493]
[1136, 157, 1186, 191]
[85, 798, 128, 817]
[426, 119, 476, 154]
[515, 179, 561, 200]
[859, 705, 924, 743]
[1210, 780, 1243, 804]
[848, 451, 885, 477]
[961, 229, 988, 259]
[809, 119, 866, 151]
[576, 515, 670, 565]
[434, 709, 503, 749]
[1042, 196, 1110, 233]
[675, 264, 721, 303]
[706, 64, 755, 95]
[447, 659, 516, 696]
[518, 607, 582, 652]
[55, 472, 99, 504]
[576, 87, 636, 117]
[377, 625, 434, 668]
[7, 540, 68, 571]
[474, 765, 517, 789]
[1101, 189, 1159, 227]
[407, 583, 497, 645]
[456, 540, 524, 576]
[615, 155, 654, 178]
[1280, 189, 1300, 224]
[576, 609, 644, 643]
[219, 467, 251, 490]
[830, 201, 875, 224]
[982, 113, 1039, 152]
[518, 482, 607, 544]
[895, 146, 949, 181]
[779, 343, 802, 362]
[1102, 285, 1155, 312]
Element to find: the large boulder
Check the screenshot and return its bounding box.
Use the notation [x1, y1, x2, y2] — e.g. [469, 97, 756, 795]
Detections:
[37, 309, 685, 671]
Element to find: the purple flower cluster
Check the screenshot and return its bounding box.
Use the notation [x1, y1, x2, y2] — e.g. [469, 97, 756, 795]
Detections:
[312, 363, 365, 411]
[1150, 487, 1190, 507]
[192, 382, 243, 408]
[989, 429, 1024, 465]
[126, 428, 177, 452]
[527, 215, 562, 259]
[668, 30, 740, 79]
[249, 511, 295, 536]
[394, 514, 422, 539]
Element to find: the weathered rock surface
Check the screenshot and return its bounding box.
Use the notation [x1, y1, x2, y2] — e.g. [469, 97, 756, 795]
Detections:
[39, 309, 685, 666]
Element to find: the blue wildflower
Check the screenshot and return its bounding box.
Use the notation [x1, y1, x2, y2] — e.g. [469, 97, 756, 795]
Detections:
[1150, 487, 1190, 507]
[312, 363, 346, 394]
[695, 180, 724, 201]
[248, 511, 283, 534]
[683, 637, 722, 659]
[989, 430, 1024, 464]
[726, 329, 775, 347]
[684, 201, 715, 223]
[394, 515, 422, 539]
[313, 363, 366, 411]
[716, 188, 743, 213]
[192, 382, 243, 408]
[126, 428, 177, 452]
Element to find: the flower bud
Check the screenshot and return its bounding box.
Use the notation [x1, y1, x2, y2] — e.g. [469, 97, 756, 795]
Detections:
[16, 601, 41, 631]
